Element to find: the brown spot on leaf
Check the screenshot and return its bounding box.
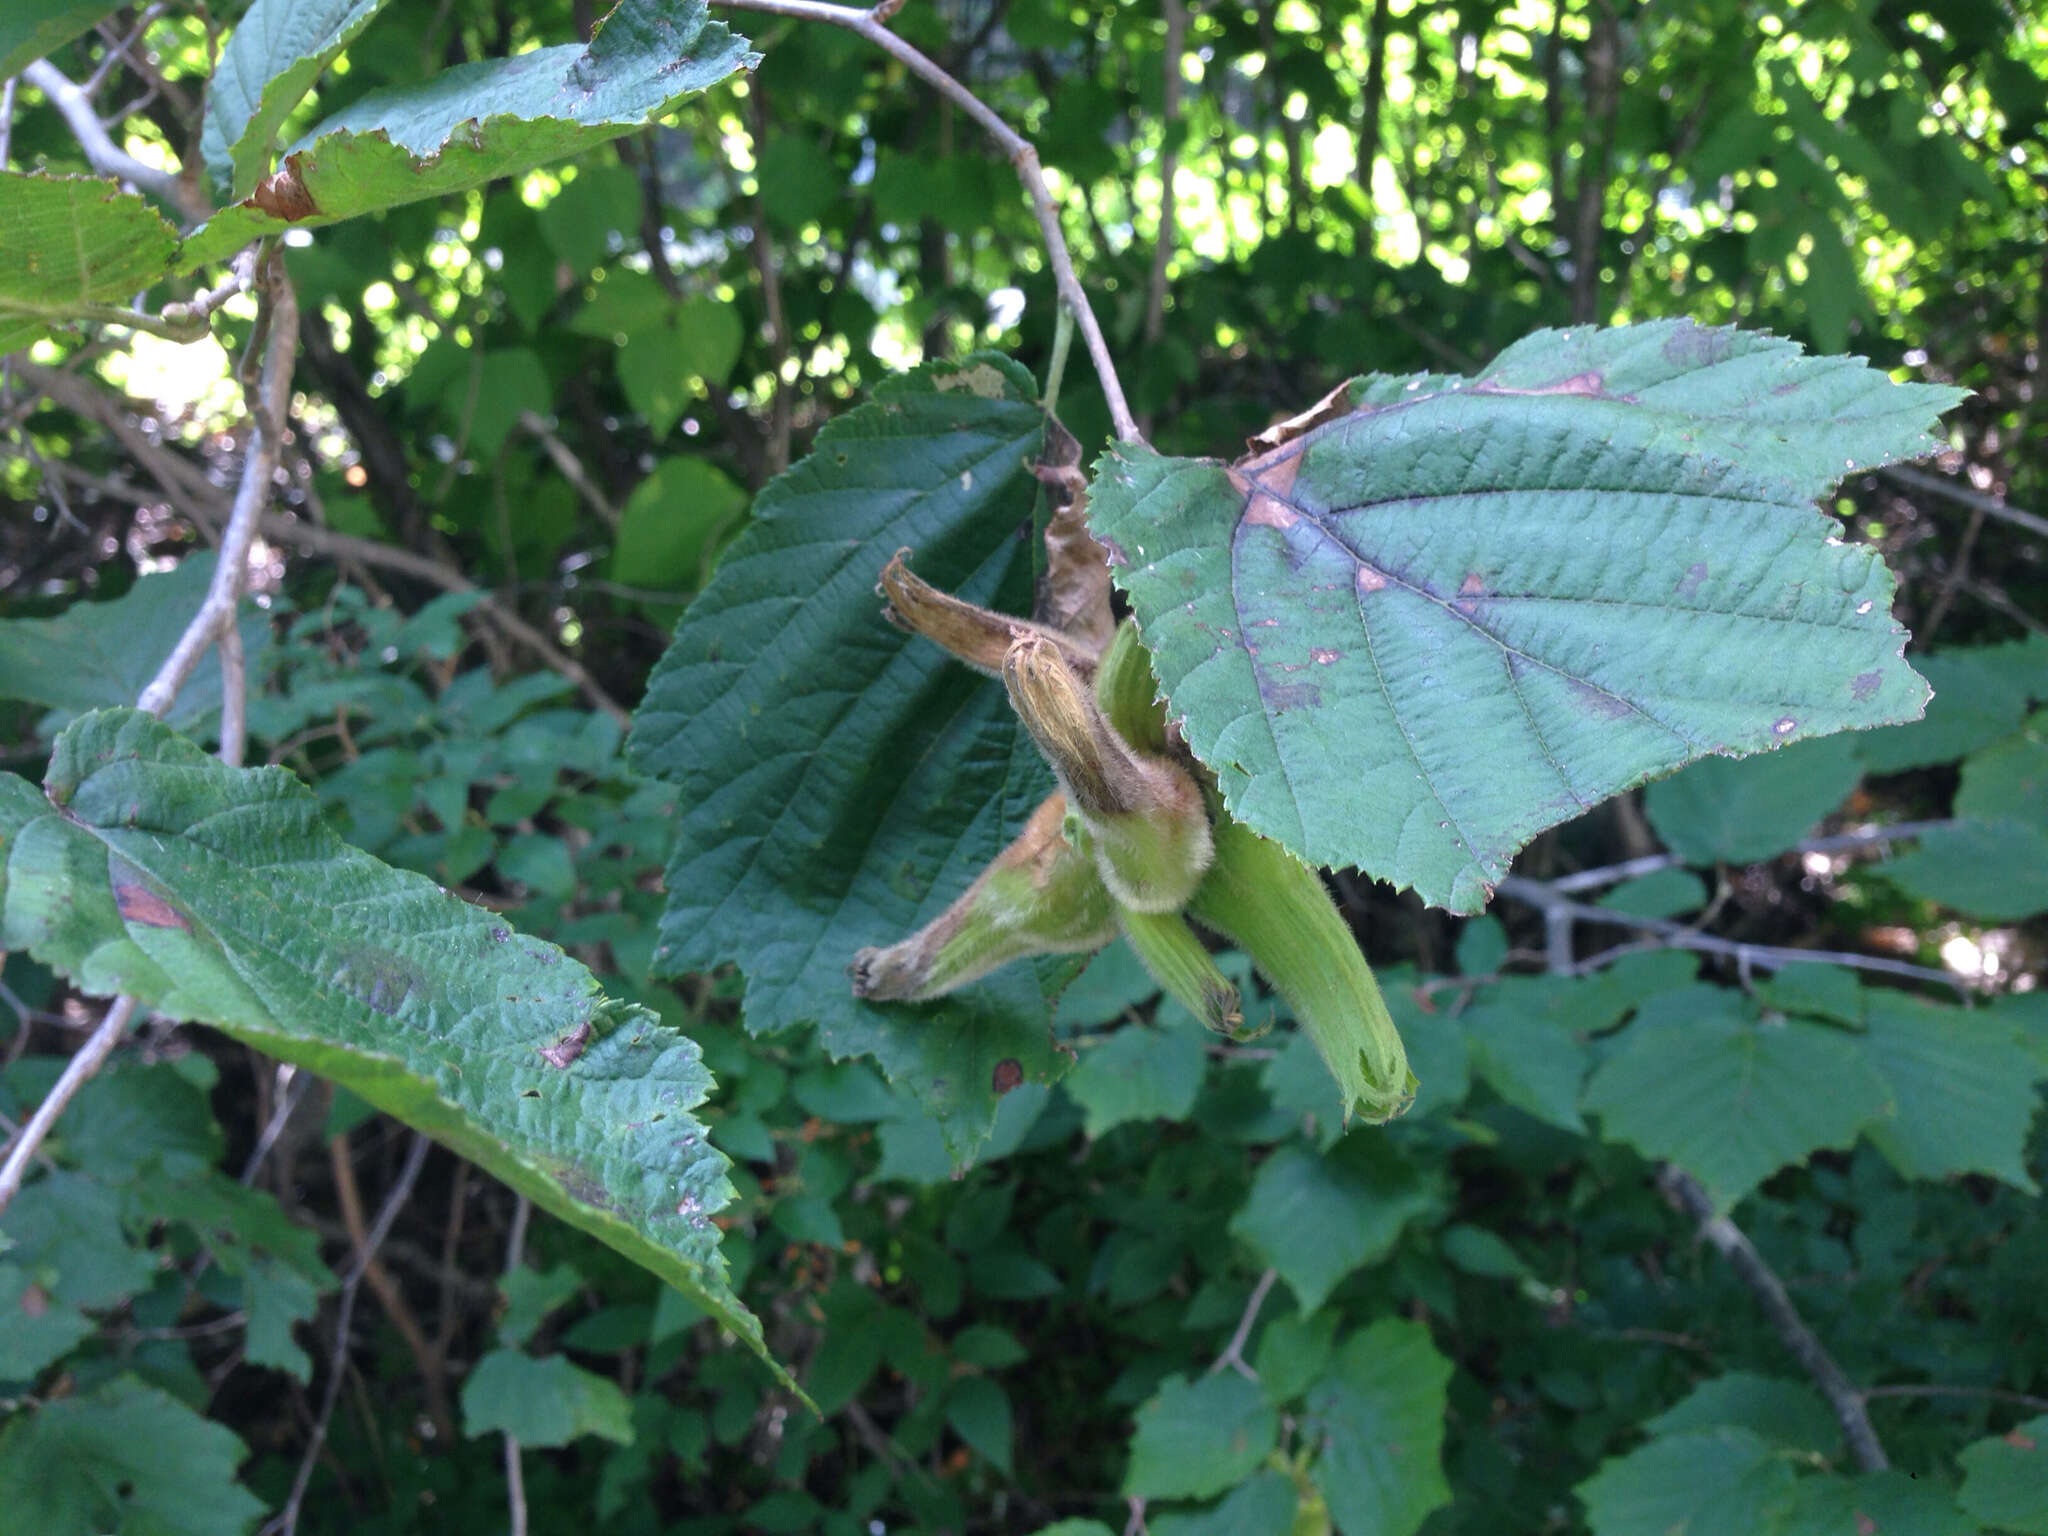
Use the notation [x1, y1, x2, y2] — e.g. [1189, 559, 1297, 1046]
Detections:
[1851, 670, 1882, 700]
[1662, 320, 1734, 368]
[250, 156, 317, 222]
[929, 363, 1009, 399]
[1676, 561, 1708, 599]
[1310, 648, 1339, 665]
[992, 1058, 1024, 1095]
[1773, 716, 1798, 736]
[18, 1282, 49, 1319]
[1356, 565, 1388, 595]
[1246, 379, 1357, 451]
[1854, 1515, 1876, 1536]
[539, 1020, 594, 1069]
[115, 881, 189, 931]
[330, 949, 424, 1017]
[1259, 678, 1322, 712]
[555, 1167, 611, 1209]
[2006, 1430, 2038, 1450]
[1475, 369, 1606, 397]
[1569, 677, 1635, 720]
[1242, 491, 1298, 531]
[1456, 571, 1488, 613]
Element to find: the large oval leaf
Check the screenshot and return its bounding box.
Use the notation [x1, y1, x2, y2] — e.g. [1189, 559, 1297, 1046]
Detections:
[627, 357, 1066, 1168]
[0, 708, 778, 1384]
[1090, 321, 1964, 911]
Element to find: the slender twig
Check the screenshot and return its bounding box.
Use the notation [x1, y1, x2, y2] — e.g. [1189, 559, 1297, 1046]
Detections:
[15, 360, 631, 722]
[267, 1133, 432, 1536]
[1920, 501, 1986, 641]
[1208, 1268, 1276, 1381]
[240, 1064, 311, 1184]
[13, 361, 222, 528]
[1885, 464, 2048, 541]
[0, 257, 292, 1217]
[516, 410, 619, 528]
[138, 249, 295, 720]
[503, 1193, 532, 1536]
[1141, 0, 1186, 350]
[1658, 1167, 1889, 1472]
[0, 76, 20, 167]
[1545, 819, 1956, 895]
[0, 998, 138, 1214]
[430, 1159, 472, 1360]
[712, 0, 1140, 442]
[20, 59, 198, 216]
[746, 88, 795, 476]
[258, 515, 630, 725]
[1966, 576, 2048, 638]
[329, 1133, 453, 1440]
[1497, 874, 1971, 994]
[86, 4, 172, 94]
[158, 249, 258, 338]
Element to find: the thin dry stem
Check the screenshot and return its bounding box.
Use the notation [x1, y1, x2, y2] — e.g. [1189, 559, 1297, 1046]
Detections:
[21, 58, 201, 217]
[713, 0, 1140, 442]
[0, 998, 138, 1214]
[137, 248, 296, 721]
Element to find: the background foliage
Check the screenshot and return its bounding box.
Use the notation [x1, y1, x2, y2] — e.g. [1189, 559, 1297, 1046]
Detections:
[3, 0, 2046, 1533]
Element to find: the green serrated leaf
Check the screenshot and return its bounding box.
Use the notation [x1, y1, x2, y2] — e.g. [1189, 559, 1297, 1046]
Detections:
[1776, 1470, 1979, 1536]
[0, 2, 128, 81]
[0, 1263, 95, 1378]
[1582, 990, 1892, 1207]
[1957, 1416, 2048, 1535]
[1, 1170, 158, 1307]
[0, 1374, 268, 1536]
[1149, 1472, 1301, 1536]
[1645, 1372, 1839, 1454]
[1595, 867, 1709, 919]
[945, 1376, 1014, 1473]
[1460, 986, 1589, 1132]
[1576, 1427, 1796, 1536]
[461, 1349, 636, 1447]
[1065, 1021, 1207, 1138]
[0, 172, 183, 354]
[1956, 709, 2048, 830]
[1859, 994, 2045, 1191]
[1227, 1137, 1436, 1312]
[201, 0, 393, 201]
[1251, 1310, 1338, 1408]
[180, 0, 756, 269]
[0, 553, 269, 735]
[1303, 1318, 1453, 1536]
[1645, 732, 1864, 866]
[1880, 818, 2048, 919]
[628, 356, 1067, 1167]
[610, 456, 749, 596]
[1756, 964, 1865, 1027]
[1123, 1372, 1278, 1501]
[1855, 638, 2047, 775]
[1090, 320, 1961, 911]
[0, 708, 783, 1386]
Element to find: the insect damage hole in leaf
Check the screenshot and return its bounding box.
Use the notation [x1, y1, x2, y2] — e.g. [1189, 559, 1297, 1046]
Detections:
[1089, 319, 1966, 913]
